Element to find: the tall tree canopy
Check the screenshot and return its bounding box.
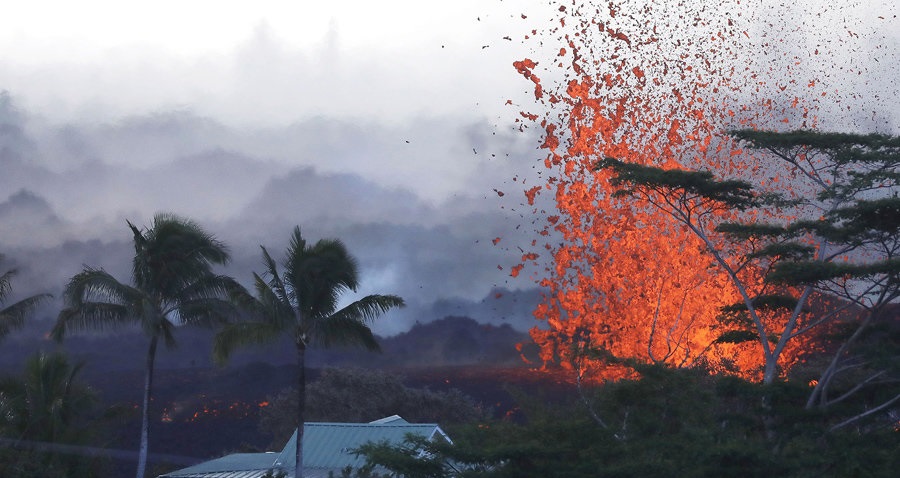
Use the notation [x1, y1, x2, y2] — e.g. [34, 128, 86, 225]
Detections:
[0, 352, 105, 477]
[214, 226, 404, 478]
[598, 130, 900, 429]
[53, 213, 236, 478]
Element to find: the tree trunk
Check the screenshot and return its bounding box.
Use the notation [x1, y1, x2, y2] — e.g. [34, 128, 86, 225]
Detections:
[136, 334, 158, 478]
[762, 359, 778, 385]
[806, 310, 875, 410]
[295, 343, 306, 478]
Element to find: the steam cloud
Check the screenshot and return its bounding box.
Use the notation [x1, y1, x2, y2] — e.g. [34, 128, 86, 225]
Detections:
[0, 91, 547, 350]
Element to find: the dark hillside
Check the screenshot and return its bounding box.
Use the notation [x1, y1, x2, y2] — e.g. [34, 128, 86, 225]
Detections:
[77, 315, 550, 462]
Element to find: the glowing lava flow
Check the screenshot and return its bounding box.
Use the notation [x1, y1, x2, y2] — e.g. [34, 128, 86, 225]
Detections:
[159, 399, 269, 424]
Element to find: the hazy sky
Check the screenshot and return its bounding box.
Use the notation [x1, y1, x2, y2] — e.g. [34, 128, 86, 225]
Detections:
[0, 0, 559, 339]
[0, 0, 897, 342]
[0, 0, 547, 126]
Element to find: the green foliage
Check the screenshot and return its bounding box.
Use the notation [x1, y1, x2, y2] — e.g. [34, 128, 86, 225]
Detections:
[53, 213, 237, 345]
[720, 294, 802, 314]
[714, 329, 759, 345]
[595, 157, 758, 209]
[729, 130, 900, 200]
[714, 222, 786, 239]
[214, 226, 404, 478]
[259, 367, 486, 448]
[0, 352, 109, 477]
[768, 259, 900, 285]
[0, 353, 95, 443]
[745, 242, 816, 261]
[602, 128, 900, 406]
[830, 197, 900, 236]
[214, 226, 405, 361]
[784, 198, 900, 248]
[354, 435, 448, 478]
[0, 254, 51, 340]
[355, 366, 900, 477]
[713, 295, 795, 345]
[52, 213, 235, 478]
[730, 129, 900, 152]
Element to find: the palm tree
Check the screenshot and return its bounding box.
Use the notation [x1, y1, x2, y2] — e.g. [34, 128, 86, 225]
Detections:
[52, 213, 236, 478]
[214, 226, 404, 478]
[0, 254, 51, 339]
[0, 352, 101, 477]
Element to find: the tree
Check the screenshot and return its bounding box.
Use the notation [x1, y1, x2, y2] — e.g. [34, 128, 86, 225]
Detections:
[52, 213, 236, 478]
[732, 131, 900, 427]
[354, 434, 453, 478]
[597, 130, 900, 429]
[259, 367, 486, 448]
[214, 226, 404, 478]
[0, 254, 51, 340]
[0, 352, 106, 477]
[354, 365, 900, 477]
[595, 155, 793, 384]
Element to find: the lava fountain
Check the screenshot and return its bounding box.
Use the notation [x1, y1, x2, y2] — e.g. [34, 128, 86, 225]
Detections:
[508, 0, 895, 381]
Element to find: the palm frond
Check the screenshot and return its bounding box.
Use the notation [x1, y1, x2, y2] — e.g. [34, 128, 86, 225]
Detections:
[62, 268, 140, 308]
[0, 293, 52, 338]
[324, 294, 405, 323]
[252, 274, 296, 327]
[130, 213, 230, 297]
[284, 225, 307, 269]
[312, 295, 404, 350]
[260, 246, 290, 304]
[213, 273, 265, 319]
[220, 272, 295, 326]
[213, 321, 287, 364]
[226, 226, 402, 360]
[0, 258, 51, 336]
[314, 315, 381, 351]
[0, 268, 15, 302]
[52, 303, 133, 341]
[176, 297, 236, 327]
[286, 236, 360, 318]
[177, 274, 240, 302]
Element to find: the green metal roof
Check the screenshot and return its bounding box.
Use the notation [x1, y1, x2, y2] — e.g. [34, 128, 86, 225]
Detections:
[275, 416, 449, 471]
[161, 416, 450, 478]
[158, 453, 279, 477]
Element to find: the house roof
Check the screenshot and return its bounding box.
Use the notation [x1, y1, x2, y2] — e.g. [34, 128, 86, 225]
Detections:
[157, 453, 278, 478]
[160, 416, 450, 478]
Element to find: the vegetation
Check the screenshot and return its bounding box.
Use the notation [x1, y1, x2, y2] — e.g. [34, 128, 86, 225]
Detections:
[214, 226, 404, 478]
[0, 352, 109, 477]
[597, 130, 900, 427]
[260, 367, 487, 448]
[355, 364, 900, 478]
[0, 253, 51, 340]
[52, 213, 237, 478]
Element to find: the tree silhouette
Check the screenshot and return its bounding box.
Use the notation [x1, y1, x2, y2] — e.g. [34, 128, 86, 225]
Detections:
[0, 352, 103, 477]
[53, 213, 236, 478]
[214, 226, 404, 478]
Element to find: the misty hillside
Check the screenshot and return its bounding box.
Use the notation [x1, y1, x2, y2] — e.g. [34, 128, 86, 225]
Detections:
[0, 315, 536, 377]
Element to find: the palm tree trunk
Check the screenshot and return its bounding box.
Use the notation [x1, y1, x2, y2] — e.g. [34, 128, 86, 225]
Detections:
[295, 343, 306, 478]
[136, 334, 158, 478]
